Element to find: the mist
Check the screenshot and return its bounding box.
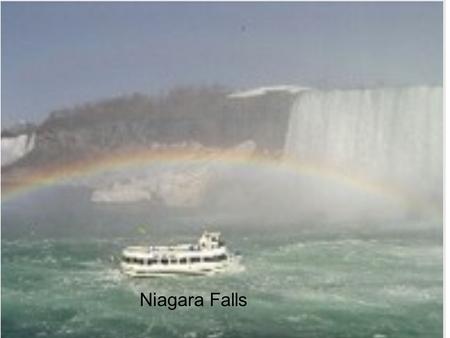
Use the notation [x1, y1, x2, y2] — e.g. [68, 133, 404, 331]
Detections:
[2, 85, 443, 239]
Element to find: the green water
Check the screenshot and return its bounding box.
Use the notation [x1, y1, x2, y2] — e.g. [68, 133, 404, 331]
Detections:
[1, 191, 443, 338]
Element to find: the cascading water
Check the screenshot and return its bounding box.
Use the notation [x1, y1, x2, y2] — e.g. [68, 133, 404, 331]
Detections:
[1, 133, 35, 167]
[284, 86, 443, 206]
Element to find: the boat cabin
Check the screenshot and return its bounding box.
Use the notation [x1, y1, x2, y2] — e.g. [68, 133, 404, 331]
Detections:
[198, 231, 225, 250]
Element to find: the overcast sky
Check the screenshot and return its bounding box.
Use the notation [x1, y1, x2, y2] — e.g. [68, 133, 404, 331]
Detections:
[2, 2, 443, 125]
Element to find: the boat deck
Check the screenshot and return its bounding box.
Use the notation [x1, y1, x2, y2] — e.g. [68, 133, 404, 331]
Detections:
[124, 244, 201, 254]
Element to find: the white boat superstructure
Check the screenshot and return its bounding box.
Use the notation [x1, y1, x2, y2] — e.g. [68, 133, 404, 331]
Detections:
[121, 231, 239, 277]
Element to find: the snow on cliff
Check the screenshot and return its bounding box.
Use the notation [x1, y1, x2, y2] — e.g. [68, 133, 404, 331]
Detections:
[228, 85, 309, 98]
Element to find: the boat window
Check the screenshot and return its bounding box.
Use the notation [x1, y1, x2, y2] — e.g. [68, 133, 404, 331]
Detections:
[205, 255, 224, 262]
[133, 258, 144, 265]
[217, 254, 227, 261]
[122, 256, 130, 263]
[191, 257, 201, 263]
[147, 259, 157, 265]
[170, 258, 177, 264]
[203, 255, 225, 262]
[179, 257, 187, 264]
[161, 258, 169, 265]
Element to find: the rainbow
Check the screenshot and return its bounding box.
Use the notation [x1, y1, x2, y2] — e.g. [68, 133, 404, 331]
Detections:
[1, 147, 441, 217]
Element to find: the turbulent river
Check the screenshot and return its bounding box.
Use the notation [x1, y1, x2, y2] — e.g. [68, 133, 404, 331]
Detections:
[2, 190, 442, 338]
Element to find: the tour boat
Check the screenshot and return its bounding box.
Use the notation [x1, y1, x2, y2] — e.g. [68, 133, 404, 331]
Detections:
[121, 231, 240, 277]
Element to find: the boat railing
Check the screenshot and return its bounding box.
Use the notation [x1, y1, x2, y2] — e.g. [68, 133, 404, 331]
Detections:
[148, 244, 200, 252]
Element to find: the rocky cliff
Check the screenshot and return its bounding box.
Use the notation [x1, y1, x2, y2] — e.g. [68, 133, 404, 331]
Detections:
[2, 86, 299, 171]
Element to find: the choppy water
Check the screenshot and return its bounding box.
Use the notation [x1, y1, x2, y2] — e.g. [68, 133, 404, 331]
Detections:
[2, 190, 443, 338]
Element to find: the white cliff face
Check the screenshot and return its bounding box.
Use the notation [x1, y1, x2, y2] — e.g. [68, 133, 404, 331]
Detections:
[1, 134, 35, 167]
[91, 183, 152, 203]
[89, 141, 256, 207]
[91, 170, 212, 207]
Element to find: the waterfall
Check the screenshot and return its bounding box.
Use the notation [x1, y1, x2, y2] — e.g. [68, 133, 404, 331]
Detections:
[1, 133, 35, 167]
[284, 86, 442, 201]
